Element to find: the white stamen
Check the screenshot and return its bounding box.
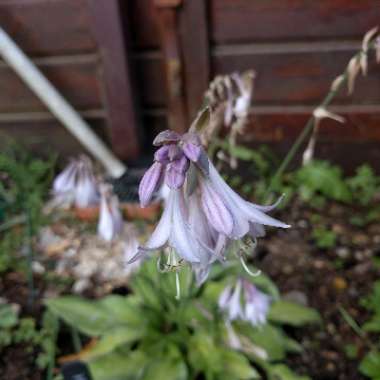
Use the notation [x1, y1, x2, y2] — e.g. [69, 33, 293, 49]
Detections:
[240, 256, 261, 277]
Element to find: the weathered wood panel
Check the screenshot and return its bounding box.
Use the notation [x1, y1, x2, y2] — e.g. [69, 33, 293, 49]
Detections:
[0, 118, 108, 158]
[247, 111, 380, 142]
[132, 49, 380, 107]
[213, 48, 380, 105]
[128, 0, 161, 49]
[0, 57, 102, 113]
[210, 0, 380, 44]
[0, 0, 96, 56]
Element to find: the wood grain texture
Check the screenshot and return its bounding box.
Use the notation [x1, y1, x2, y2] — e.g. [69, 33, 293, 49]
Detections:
[89, 0, 141, 160]
[209, 0, 380, 44]
[0, 118, 109, 158]
[213, 48, 380, 105]
[0, 0, 96, 56]
[128, 0, 161, 49]
[180, 0, 210, 119]
[0, 57, 101, 113]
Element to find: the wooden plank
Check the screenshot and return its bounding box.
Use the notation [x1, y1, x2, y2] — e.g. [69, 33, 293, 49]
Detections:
[0, 118, 109, 158]
[0, 0, 96, 56]
[132, 52, 166, 107]
[244, 111, 380, 142]
[212, 48, 380, 105]
[210, 0, 380, 44]
[180, 0, 210, 119]
[131, 48, 380, 107]
[153, 4, 188, 132]
[89, 0, 140, 160]
[0, 57, 101, 113]
[127, 0, 161, 49]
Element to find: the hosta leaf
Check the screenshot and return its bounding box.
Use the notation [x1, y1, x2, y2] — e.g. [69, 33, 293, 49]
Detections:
[81, 327, 146, 360]
[89, 350, 147, 380]
[140, 357, 188, 380]
[46, 295, 143, 336]
[221, 350, 260, 379]
[188, 331, 222, 372]
[247, 324, 286, 361]
[268, 301, 321, 326]
[269, 364, 311, 380]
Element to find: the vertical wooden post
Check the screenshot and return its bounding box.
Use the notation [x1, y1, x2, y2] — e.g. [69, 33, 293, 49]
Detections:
[88, 0, 140, 160]
[154, 0, 188, 133]
[180, 0, 210, 120]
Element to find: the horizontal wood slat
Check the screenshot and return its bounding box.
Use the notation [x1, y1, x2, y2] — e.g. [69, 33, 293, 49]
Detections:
[0, 0, 96, 56]
[246, 112, 380, 142]
[133, 49, 380, 107]
[210, 0, 380, 44]
[0, 58, 102, 113]
[212, 49, 380, 105]
[0, 118, 108, 157]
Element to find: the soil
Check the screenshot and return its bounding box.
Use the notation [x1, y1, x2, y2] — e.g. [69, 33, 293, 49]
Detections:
[260, 199, 380, 380]
[1, 198, 379, 380]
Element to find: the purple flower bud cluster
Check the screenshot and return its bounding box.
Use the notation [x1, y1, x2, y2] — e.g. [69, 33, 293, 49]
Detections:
[139, 130, 206, 207]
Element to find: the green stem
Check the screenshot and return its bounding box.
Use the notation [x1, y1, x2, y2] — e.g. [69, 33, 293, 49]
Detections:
[267, 41, 375, 195]
[71, 326, 82, 352]
[46, 315, 59, 380]
[25, 209, 35, 308]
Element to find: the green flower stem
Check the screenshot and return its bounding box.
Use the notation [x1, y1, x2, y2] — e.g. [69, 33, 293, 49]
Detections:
[25, 208, 35, 308]
[267, 39, 377, 195]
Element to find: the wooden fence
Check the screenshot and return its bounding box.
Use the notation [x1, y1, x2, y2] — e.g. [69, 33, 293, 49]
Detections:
[0, 1, 379, 168]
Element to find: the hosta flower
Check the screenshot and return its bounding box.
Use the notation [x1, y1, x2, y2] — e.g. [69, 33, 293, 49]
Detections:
[74, 157, 99, 208]
[219, 279, 271, 327]
[136, 125, 289, 281]
[97, 184, 123, 242]
[52, 155, 99, 208]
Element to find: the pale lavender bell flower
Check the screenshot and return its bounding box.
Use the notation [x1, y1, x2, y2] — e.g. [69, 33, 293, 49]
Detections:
[97, 184, 123, 242]
[52, 155, 99, 209]
[219, 278, 271, 327]
[74, 156, 99, 208]
[136, 120, 289, 279]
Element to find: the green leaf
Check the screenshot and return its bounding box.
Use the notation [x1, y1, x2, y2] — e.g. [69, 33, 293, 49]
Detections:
[221, 350, 260, 379]
[81, 327, 146, 360]
[295, 161, 352, 203]
[140, 356, 188, 380]
[46, 295, 143, 336]
[269, 364, 311, 380]
[188, 331, 222, 373]
[359, 351, 380, 379]
[89, 350, 147, 380]
[0, 304, 19, 328]
[247, 324, 286, 361]
[363, 317, 380, 333]
[268, 301, 321, 326]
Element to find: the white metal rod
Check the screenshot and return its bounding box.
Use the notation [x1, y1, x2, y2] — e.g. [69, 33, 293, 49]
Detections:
[0, 27, 126, 178]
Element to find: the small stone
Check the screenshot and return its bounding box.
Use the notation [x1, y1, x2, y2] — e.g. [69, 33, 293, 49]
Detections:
[336, 247, 350, 259]
[332, 224, 345, 234]
[32, 261, 45, 274]
[352, 233, 370, 246]
[333, 277, 347, 291]
[282, 264, 293, 275]
[313, 260, 325, 269]
[373, 235, 380, 244]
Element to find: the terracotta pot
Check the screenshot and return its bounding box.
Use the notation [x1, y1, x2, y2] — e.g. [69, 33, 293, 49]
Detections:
[122, 202, 161, 221]
[74, 202, 161, 222]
